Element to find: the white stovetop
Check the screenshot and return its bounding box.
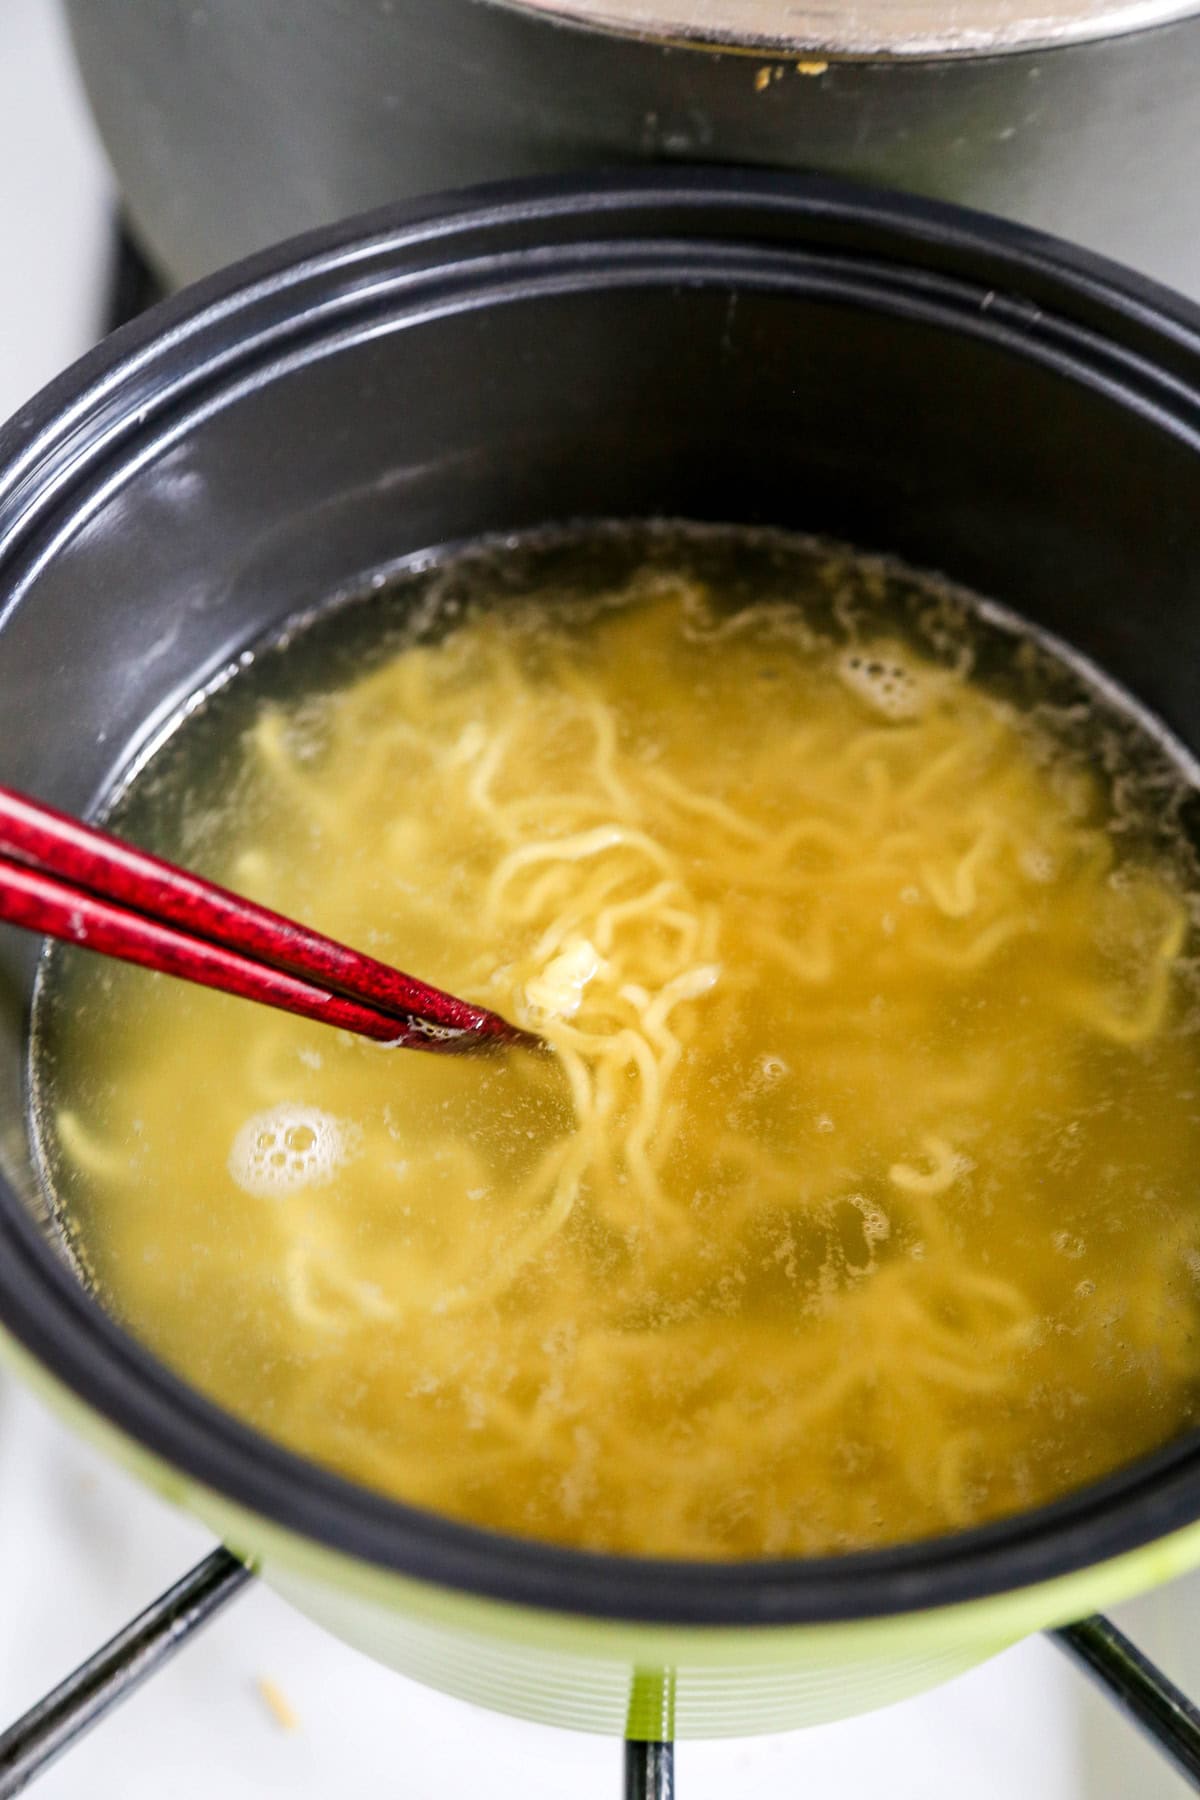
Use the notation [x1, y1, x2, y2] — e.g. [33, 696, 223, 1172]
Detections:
[0, 3, 1195, 1794]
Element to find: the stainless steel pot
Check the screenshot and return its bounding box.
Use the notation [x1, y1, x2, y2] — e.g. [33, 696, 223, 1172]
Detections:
[64, 0, 1200, 295]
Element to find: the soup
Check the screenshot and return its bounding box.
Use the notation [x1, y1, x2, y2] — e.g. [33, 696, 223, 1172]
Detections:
[34, 525, 1200, 1559]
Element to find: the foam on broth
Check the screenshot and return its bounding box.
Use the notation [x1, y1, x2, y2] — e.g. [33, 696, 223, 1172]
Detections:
[32, 523, 1200, 1558]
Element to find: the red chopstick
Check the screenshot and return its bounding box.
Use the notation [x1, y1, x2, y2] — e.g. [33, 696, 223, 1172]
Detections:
[0, 785, 535, 1053]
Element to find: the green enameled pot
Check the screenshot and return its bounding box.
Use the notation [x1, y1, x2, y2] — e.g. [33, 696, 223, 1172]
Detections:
[2, 173, 1200, 1738]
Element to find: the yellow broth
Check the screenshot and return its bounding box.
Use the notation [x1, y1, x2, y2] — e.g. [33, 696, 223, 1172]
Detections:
[36, 527, 1200, 1558]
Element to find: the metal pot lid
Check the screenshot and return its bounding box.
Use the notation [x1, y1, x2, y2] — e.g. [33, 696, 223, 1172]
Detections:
[498, 0, 1200, 56]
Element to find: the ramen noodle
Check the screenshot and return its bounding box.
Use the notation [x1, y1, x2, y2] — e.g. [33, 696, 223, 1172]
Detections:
[36, 526, 1200, 1558]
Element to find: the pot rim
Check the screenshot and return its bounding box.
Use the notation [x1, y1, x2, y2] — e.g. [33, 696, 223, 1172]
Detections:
[3, 169, 1200, 1630]
[494, 0, 1200, 59]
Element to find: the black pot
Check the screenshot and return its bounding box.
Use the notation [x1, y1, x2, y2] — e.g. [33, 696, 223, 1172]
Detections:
[1, 173, 1200, 1738]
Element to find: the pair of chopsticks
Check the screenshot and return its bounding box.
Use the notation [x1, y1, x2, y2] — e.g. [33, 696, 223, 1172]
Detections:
[0, 784, 534, 1053]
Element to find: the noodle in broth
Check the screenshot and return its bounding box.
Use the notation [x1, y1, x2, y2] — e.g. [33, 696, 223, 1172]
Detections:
[37, 526, 1200, 1558]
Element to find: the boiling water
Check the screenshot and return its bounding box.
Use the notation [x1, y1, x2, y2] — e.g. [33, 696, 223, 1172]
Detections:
[32, 524, 1200, 1558]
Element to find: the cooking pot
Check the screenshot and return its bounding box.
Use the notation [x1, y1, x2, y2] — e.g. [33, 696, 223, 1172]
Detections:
[63, 0, 1200, 297]
[2, 172, 1200, 1742]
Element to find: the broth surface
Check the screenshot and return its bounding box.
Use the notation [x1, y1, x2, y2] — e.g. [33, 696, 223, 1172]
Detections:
[35, 525, 1200, 1558]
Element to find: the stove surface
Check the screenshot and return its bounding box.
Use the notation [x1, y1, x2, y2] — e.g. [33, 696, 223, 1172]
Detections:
[0, 3, 1196, 1794]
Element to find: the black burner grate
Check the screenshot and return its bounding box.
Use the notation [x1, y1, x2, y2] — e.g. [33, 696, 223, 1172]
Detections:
[106, 222, 165, 336]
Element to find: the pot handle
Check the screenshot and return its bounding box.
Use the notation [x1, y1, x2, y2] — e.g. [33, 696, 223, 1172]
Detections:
[1052, 1614, 1200, 1790]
